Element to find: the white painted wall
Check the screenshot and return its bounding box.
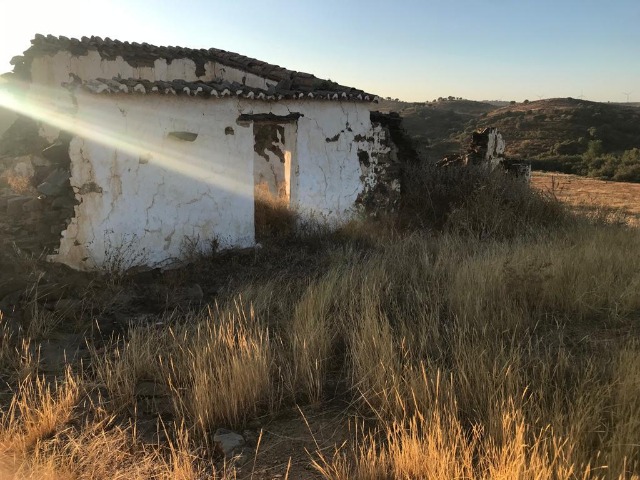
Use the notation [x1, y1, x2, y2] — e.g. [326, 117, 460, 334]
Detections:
[27, 50, 274, 142]
[29, 50, 273, 89]
[54, 95, 256, 269]
[485, 128, 506, 161]
[53, 93, 382, 270]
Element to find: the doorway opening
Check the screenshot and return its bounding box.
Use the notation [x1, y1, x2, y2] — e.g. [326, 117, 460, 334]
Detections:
[252, 121, 296, 240]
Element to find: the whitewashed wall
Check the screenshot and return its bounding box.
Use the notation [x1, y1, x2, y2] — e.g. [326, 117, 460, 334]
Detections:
[30, 51, 274, 90]
[55, 95, 255, 269]
[53, 92, 381, 270]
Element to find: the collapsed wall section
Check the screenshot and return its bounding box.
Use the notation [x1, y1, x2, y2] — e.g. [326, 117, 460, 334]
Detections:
[438, 127, 531, 181]
[0, 116, 76, 256]
[353, 112, 417, 213]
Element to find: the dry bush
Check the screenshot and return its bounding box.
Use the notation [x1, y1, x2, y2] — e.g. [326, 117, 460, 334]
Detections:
[303, 226, 640, 478]
[0, 369, 80, 460]
[448, 223, 640, 322]
[288, 269, 344, 403]
[91, 325, 170, 412]
[0, 312, 19, 372]
[401, 162, 566, 238]
[314, 338, 640, 479]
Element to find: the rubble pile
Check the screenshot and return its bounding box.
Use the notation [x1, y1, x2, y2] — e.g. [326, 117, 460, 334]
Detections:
[0, 118, 76, 255]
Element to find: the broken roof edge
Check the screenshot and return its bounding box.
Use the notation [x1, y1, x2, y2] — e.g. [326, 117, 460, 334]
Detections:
[13, 34, 376, 99]
[67, 78, 379, 103]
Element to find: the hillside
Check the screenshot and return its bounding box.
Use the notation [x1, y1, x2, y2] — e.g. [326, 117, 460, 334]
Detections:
[475, 98, 640, 158]
[376, 99, 500, 160]
[386, 98, 640, 181]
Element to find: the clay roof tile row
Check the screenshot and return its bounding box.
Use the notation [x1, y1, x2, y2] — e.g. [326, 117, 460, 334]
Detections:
[74, 78, 376, 102]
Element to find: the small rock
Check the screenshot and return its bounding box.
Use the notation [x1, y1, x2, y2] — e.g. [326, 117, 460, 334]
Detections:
[52, 298, 82, 320]
[0, 290, 24, 313]
[214, 428, 245, 457]
[0, 194, 19, 211]
[42, 142, 70, 164]
[13, 157, 35, 178]
[31, 155, 52, 168]
[181, 283, 203, 303]
[0, 278, 28, 299]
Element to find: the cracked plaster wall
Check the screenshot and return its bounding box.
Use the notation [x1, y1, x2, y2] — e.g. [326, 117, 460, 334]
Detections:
[28, 52, 274, 141]
[54, 94, 255, 270]
[53, 93, 388, 270]
[30, 50, 273, 89]
[354, 124, 400, 211]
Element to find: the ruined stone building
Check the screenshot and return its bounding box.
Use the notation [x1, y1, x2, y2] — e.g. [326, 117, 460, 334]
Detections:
[438, 127, 531, 181]
[1, 35, 400, 270]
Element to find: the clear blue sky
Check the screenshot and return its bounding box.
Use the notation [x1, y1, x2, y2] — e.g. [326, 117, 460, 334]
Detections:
[2, 0, 639, 102]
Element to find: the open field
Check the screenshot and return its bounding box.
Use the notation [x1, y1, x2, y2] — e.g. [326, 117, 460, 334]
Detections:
[532, 171, 640, 224]
[1, 167, 639, 479]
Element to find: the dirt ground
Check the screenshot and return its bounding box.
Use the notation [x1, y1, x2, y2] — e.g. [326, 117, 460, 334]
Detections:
[532, 171, 640, 224]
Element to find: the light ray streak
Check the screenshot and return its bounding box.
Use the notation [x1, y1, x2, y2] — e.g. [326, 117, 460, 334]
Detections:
[0, 81, 253, 197]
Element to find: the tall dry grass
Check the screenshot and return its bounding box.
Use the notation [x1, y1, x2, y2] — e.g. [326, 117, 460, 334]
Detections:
[0, 368, 235, 479]
[1, 165, 640, 478]
[49, 231, 640, 476]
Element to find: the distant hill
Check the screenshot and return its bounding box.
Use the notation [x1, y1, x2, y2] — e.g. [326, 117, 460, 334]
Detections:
[474, 98, 640, 158]
[383, 98, 640, 181]
[376, 99, 500, 160]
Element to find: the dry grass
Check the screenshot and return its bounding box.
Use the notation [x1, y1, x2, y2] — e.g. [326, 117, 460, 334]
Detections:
[532, 171, 640, 225]
[2, 169, 640, 478]
[254, 181, 295, 239]
[0, 368, 235, 479]
[91, 304, 275, 439]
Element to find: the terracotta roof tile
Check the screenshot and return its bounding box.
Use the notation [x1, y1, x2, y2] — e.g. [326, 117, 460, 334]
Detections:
[72, 77, 376, 102]
[14, 34, 375, 99]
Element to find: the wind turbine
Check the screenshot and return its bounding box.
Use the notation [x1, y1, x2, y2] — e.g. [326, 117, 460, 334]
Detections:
[623, 91, 632, 103]
[536, 93, 545, 100]
[577, 90, 585, 100]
